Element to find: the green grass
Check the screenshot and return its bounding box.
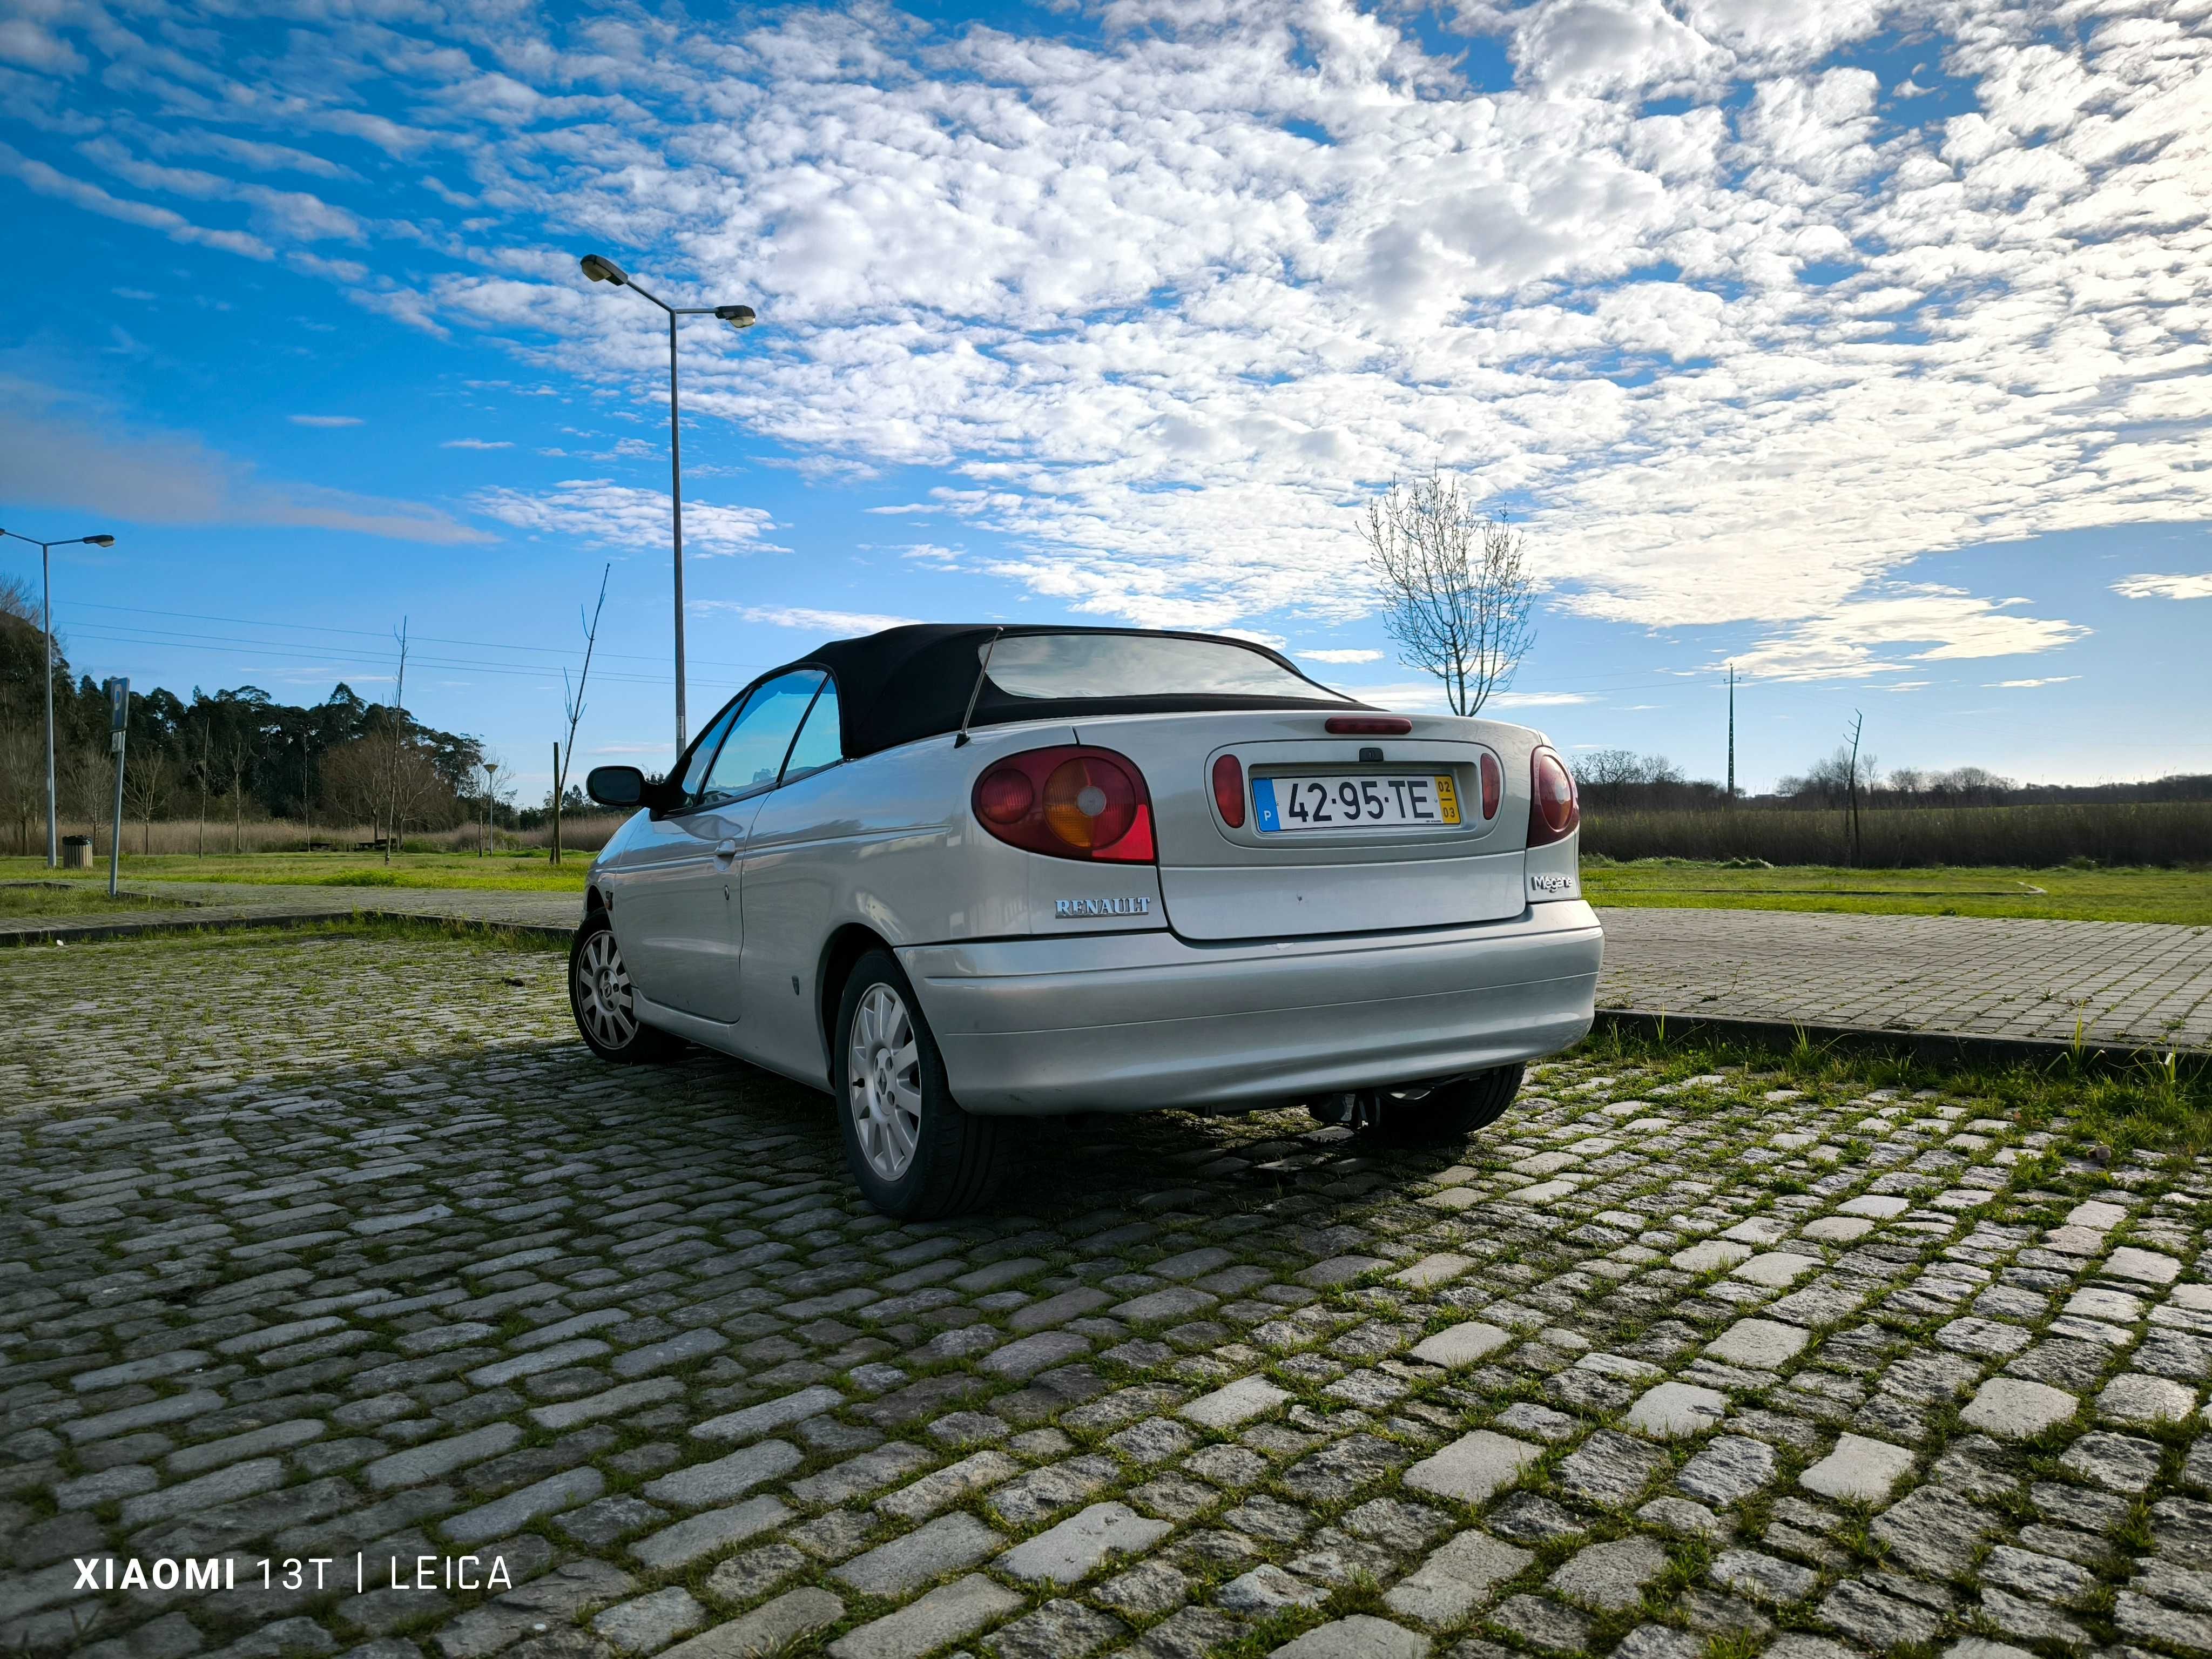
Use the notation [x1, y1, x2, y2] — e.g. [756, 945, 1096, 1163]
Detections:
[1583, 858, 2212, 926]
[1582, 1020, 2212, 1154]
[0, 851, 591, 893]
[0, 882, 191, 918]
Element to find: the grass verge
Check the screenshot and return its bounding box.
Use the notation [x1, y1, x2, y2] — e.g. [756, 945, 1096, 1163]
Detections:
[1583, 859, 2212, 925]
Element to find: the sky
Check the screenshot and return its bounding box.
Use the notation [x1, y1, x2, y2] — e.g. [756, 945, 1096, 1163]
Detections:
[2, 0, 2209, 798]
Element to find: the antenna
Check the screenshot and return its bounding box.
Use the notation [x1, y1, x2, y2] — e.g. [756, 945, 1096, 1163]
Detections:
[954, 628, 1004, 748]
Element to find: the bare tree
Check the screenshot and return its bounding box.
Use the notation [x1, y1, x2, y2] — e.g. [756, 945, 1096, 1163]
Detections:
[552, 564, 610, 866]
[1360, 471, 1535, 715]
[1845, 710, 1865, 868]
[124, 747, 171, 853]
[382, 619, 409, 864]
[223, 733, 255, 853]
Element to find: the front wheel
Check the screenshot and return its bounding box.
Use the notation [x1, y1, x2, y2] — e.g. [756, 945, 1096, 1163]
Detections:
[1360, 1063, 1525, 1147]
[834, 951, 1004, 1219]
[570, 912, 681, 1063]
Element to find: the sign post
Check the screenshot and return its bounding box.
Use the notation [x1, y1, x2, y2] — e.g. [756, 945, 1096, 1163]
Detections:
[106, 677, 129, 898]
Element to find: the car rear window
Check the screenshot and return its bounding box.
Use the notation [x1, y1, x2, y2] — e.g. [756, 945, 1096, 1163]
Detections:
[982, 633, 1347, 702]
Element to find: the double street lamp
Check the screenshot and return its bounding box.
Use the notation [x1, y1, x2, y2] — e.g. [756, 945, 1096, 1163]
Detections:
[1, 528, 117, 866]
[578, 253, 757, 756]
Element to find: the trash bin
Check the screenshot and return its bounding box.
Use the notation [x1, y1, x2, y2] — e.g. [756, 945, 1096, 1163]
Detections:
[61, 835, 93, 869]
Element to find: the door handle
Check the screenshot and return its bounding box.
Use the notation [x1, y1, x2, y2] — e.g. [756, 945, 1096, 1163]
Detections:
[714, 838, 739, 862]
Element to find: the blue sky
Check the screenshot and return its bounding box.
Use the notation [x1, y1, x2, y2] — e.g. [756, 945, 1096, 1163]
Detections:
[3, 0, 2208, 798]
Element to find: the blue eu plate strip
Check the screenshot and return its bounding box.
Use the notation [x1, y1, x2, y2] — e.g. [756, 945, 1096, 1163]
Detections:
[1251, 776, 1281, 832]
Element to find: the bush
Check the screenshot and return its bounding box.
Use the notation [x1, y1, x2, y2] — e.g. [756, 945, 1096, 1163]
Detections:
[1582, 802, 2212, 868]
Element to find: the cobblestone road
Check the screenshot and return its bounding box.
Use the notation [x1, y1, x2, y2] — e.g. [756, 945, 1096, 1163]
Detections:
[7, 929, 2212, 1659]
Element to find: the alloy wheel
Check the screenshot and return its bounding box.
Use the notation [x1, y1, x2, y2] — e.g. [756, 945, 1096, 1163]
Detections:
[848, 983, 922, 1180]
[575, 928, 638, 1049]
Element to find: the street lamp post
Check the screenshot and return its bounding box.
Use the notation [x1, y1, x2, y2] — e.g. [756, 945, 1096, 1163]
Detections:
[578, 253, 756, 756]
[1, 529, 117, 866]
[483, 761, 498, 857]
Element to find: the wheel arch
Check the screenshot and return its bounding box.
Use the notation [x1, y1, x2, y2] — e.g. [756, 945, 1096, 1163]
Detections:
[816, 922, 894, 1077]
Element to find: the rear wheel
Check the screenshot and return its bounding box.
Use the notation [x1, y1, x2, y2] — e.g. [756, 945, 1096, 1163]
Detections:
[1359, 1063, 1525, 1147]
[570, 912, 680, 1063]
[834, 950, 1004, 1219]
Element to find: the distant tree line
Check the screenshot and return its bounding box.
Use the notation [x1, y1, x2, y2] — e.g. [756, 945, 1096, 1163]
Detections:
[1576, 743, 2212, 813]
[0, 576, 505, 854]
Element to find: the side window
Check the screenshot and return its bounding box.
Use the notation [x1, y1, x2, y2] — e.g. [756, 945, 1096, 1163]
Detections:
[779, 679, 842, 784]
[677, 694, 748, 799]
[702, 672, 823, 801]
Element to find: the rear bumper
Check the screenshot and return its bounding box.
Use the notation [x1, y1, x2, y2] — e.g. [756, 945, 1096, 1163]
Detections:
[900, 901, 1603, 1115]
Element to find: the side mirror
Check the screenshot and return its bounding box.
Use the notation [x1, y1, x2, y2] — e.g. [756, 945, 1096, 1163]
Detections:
[586, 765, 647, 807]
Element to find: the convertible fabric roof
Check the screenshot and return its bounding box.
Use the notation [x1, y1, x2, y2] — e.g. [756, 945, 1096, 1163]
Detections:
[765, 624, 1366, 760]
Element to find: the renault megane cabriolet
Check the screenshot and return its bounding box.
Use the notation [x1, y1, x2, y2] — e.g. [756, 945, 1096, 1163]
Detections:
[577, 624, 1602, 1217]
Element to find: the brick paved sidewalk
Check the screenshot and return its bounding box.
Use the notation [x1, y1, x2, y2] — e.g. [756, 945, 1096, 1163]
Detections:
[5, 928, 2212, 1659]
[1598, 908, 2212, 1053]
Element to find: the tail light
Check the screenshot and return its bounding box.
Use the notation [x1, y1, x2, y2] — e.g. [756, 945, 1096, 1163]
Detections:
[1326, 716, 1413, 736]
[973, 746, 1155, 863]
[1528, 746, 1579, 846]
[1212, 754, 1246, 828]
[1480, 752, 1502, 820]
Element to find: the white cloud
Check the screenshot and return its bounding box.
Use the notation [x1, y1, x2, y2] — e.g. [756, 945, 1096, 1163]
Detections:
[2113, 573, 2212, 601]
[699, 604, 921, 635]
[1987, 676, 2080, 688]
[1300, 648, 1385, 663]
[442, 438, 513, 450]
[0, 379, 490, 544]
[1728, 585, 2089, 680]
[8, 0, 2211, 674]
[469, 481, 781, 555]
[289, 415, 362, 428]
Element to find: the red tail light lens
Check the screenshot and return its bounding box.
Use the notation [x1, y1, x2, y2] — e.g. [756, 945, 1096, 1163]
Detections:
[1212, 754, 1246, 828]
[1528, 747, 1579, 846]
[1326, 716, 1413, 736]
[1480, 752, 1502, 820]
[972, 746, 1156, 864]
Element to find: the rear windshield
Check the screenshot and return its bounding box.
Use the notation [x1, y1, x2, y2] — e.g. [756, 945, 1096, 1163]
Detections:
[982, 633, 1348, 703]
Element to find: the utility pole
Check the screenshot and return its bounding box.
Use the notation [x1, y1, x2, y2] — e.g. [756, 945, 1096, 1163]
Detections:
[105, 677, 129, 898]
[1726, 662, 1736, 802]
[551, 741, 562, 866]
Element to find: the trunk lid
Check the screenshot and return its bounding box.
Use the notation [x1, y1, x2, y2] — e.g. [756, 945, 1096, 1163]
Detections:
[1071, 709, 1542, 941]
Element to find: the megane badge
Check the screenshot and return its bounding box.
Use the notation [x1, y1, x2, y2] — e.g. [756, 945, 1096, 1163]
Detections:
[1054, 896, 1153, 918]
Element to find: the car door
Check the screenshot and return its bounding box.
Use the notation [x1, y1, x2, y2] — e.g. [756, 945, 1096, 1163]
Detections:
[613, 671, 824, 1023]
[734, 676, 851, 1081]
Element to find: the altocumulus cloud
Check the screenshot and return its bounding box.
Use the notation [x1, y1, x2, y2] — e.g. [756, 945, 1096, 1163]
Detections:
[471, 480, 781, 556]
[5, 0, 2209, 670]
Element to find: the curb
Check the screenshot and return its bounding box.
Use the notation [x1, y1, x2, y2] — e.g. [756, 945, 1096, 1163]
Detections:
[1594, 1007, 2205, 1071]
[1, 907, 575, 949]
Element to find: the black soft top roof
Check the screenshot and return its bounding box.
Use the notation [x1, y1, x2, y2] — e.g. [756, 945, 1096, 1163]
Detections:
[768, 624, 1364, 760]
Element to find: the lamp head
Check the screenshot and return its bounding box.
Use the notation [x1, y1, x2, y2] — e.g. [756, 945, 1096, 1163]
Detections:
[85, 535, 116, 547]
[716, 304, 757, 331]
[579, 254, 629, 286]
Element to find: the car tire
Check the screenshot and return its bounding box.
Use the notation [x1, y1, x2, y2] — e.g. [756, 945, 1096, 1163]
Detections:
[1361, 1062, 1525, 1147]
[570, 911, 682, 1063]
[834, 950, 1004, 1219]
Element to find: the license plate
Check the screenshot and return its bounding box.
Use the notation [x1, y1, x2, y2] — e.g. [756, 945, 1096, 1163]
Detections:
[1252, 774, 1461, 832]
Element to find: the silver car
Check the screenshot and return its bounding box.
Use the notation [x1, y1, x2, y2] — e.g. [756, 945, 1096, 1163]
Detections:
[577, 625, 1602, 1217]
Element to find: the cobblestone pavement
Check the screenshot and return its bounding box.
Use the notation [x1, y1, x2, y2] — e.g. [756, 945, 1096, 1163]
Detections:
[9, 928, 2212, 1659]
[12, 885, 2212, 1053]
[1597, 908, 2212, 1052]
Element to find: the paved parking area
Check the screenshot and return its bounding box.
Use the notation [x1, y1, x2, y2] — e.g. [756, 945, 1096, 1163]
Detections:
[10, 885, 2209, 1053]
[6, 928, 2212, 1659]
